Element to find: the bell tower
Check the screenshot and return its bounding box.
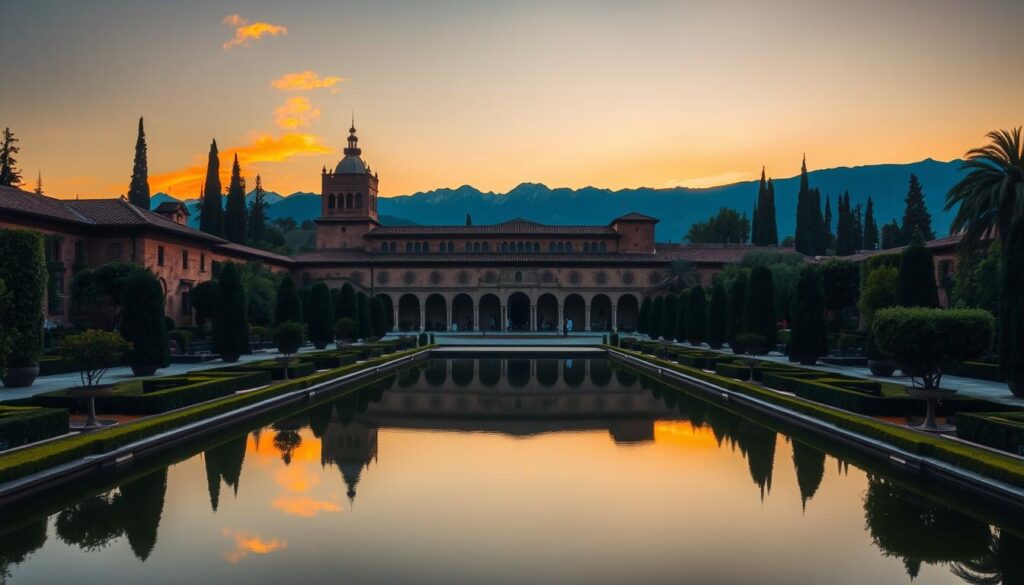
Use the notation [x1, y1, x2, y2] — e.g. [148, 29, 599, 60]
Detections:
[315, 120, 380, 249]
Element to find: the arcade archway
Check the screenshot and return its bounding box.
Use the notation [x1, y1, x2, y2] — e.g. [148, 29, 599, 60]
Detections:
[508, 292, 530, 330]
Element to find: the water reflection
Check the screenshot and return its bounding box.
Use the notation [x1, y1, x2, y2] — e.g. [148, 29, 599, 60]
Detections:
[1, 358, 1022, 585]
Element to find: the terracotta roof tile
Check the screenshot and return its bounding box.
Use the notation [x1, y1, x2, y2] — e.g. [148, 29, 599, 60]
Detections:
[846, 235, 962, 261]
[0, 185, 92, 224]
[367, 220, 618, 237]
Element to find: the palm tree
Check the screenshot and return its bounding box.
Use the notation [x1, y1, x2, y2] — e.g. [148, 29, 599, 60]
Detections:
[665, 259, 699, 292]
[945, 127, 1024, 252]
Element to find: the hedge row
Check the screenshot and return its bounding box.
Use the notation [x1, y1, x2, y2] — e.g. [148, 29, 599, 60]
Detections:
[610, 347, 1024, 488]
[945, 361, 1004, 383]
[0, 345, 433, 484]
[38, 355, 80, 376]
[957, 413, 1024, 456]
[0, 407, 69, 449]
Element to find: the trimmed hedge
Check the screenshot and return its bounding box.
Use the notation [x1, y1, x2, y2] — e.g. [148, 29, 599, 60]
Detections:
[957, 412, 1024, 455]
[0, 406, 69, 449]
[38, 355, 79, 376]
[945, 361, 1003, 383]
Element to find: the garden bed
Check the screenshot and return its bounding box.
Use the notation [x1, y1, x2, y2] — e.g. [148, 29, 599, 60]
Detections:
[957, 412, 1024, 456]
[0, 406, 69, 450]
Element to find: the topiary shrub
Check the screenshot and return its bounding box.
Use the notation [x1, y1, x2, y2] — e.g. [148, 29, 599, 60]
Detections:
[895, 228, 940, 308]
[335, 317, 359, 343]
[357, 292, 372, 339]
[789, 265, 826, 365]
[212, 262, 248, 362]
[686, 285, 706, 346]
[873, 307, 994, 390]
[273, 322, 304, 357]
[119, 271, 169, 376]
[609, 331, 620, 347]
[274, 275, 302, 326]
[707, 282, 727, 349]
[0, 229, 46, 370]
[735, 332, 767, 355]
[661, 294, 677, 342]
[744, 265, 776, 348]
[249, 326, 269, 348]
[650, 296, 664, 340]
[638, 297, 651, 335]
[168, 329, 192, 355]
[306, 282, 335, 349]
[674, 290, 688, 342]
[418, 331, 429, 347]
[726, 270, 748, 353]
[337, 282, 357, 320]
[429, 333, 435, 344]
[370, 296, 388, 337]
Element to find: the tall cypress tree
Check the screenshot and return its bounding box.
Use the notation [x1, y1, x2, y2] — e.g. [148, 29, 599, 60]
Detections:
[853, 202, 864, 251]
[726, 271, 748, 352]
[127, 117, 150, 210]
[650, 296, 664, 340]
[686, 285, 707, 346]
[751, 200, 760, 245]
[119, 271, 169, 373]
[674, 289, 688, 342]
[895, 228, 940, 308]
[247, 174, 268, 243]
[789, 265, 826, 365]
[638, 297, 651, 334]
[752, 168, 765, 245]
[370, 296, 388, 337]
[0, 127, 22, 187]
[764, 177, 778, 245]
[662, 294, 678, 342]
[199, 139, 223, 236]
[823, 194, 833, 241]
[836, 192, 856, 256]
[744, 265, 777, 347]
[900, 173, 934, 244]
[880, 220, 900, 250]
[863, 196, 879, 250]
[794, 156, 825, 255]
[356, 292, 373, 339]
[212, 262, 248, 361]
[224, 154, 247, 244]
[274, 275, 303, 325]
[307, 282, 335, 349]
[812, 187, 827, 255]
[707, 282, 727, 349]
[337, 282, 357, 320]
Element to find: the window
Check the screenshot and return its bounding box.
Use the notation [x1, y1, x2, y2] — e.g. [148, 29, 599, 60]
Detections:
[599, 242, 607, 253]
[381, 242, 389, 252]
[533, 242, 540, 252]
[157, 245, 165, 266]
[328, 194, 336, 209]
[448, 241, 454, 252]
[566, 242, 574, 252]
[500, 242, 508, 252]
[557, 242, 564, 253]
[182, 249, 189, 269]
[414, 242, 422, 253]
[482, 242, 489, 252]
[583, 242, 590, 252]
[465, 242, 472, 252]
[181, 284, 192, 316]
[515, 271, 523, 283]
[200, 253, 206, 272]
[422, 242, 429, 252]
[517, 242, 524, 252]
[390, 242, 397, 252]
[549, 242, 556, 252]
[473, 242, 481, 253]
[406, 242, 413, 252]
[355, 192, 363, 208]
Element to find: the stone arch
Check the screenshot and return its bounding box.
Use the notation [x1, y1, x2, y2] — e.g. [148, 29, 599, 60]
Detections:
[590, 294, 612, 331]
[424, 294, 447, 331]
[537, 293, 558, 332]
[328, 193, 336, 209]
[564, 294, 585, 331]
[451, 358, 474, 387]
[507, 292, 530, 331]
[478, 293, 501, 331]
[346, 192, 353, 208]
[536, 359, 558, 387]
[616, 294, 640, 332]
[507, 359, 531, 388]
[398, 293, 420, 331]
[452, 293, 473, 331]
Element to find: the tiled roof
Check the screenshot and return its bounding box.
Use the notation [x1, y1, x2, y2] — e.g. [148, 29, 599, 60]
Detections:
[0, 185, 92, 224]
[846, 235, 962, 262]
[217, 242, 294, 264]
[654, 243, 806, 263]
[153, 201, 189, 215]
[367, 219, 618, 237]
[612, 212, 659, 222]
[65, 198, 226, 243]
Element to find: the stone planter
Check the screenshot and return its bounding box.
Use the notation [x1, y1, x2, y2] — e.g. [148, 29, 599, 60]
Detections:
[1, 366, 39, 388]
[868, 359, 897, 377]
[131, 364, 159, 376]
[906, 387, 957, 431]
[68, 384, 118, 429]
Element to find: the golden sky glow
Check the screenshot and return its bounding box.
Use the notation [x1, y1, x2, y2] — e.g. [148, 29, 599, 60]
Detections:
[3, 1, 1022, 200]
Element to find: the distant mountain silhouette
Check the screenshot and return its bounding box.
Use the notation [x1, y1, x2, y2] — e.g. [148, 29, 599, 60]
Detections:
[151, 158, 964, 240]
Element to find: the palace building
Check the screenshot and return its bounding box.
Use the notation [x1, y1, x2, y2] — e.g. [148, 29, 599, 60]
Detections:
[0, 124, 805, 333]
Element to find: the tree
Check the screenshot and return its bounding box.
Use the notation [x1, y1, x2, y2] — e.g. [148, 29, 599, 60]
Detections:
[1001, 214, 1024, 395]
[836, 191, 855, 256]
[0, 229, 45, 372]
[895, 229, 940, 308]
[119, 271, 169, 374]
[127, 117, 150, 210]
[638, 297, 652, 334]
[751, 168, 765, 245]
[859, 266, 898, 328]
[674, 290, 688, 342]
[661, 294, 678, 342]
[853, 202, 864, 251]
[199, 139, 223, 236]
[337, 282, 357, 320]
[744, 265, 776, 347]
[953, 241, 1000, 316]
[273, 322, 304, 378]
[820, 259, 859, 330]
[306, 283, 335, 349]
[665, 259, 699, 292]
[763, 177, 778, 245]
[726, 270, 748, 351]
[370, 296, 388, 337]
[707, 282, 727, 349]
[0, 127, 22, 187]
[33, 171, 43, 196]
[823, 194, 833, 244]
[60, 330, 132, 389]
[863, 196, 879, 250]
[649, 296, 664, 339]
[247, 174, 269, 243]
[686, 207, 750, 244]
[274, 275, 302, 326]
[189, 280, 218, 328]
[880, 220, 901, 250]
[335, 317, 359, 342]
[356, 292, 372, 339]
[789, 265, 826, 364]
[224, 154, 247, 244]
[686, 285, 707, 345]
[466, 213, 472, 226]
[239, 262, 276, 327]
[900, 174, 934, 244]
[212, 262, 248, 361]
[794, 156, 826, 256]
[945, 127, 1024, 254]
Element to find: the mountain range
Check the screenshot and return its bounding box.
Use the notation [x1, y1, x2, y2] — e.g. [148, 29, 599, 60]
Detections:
[151, 158, 967, 241]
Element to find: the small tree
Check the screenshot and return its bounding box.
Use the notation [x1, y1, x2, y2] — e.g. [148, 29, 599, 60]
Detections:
[820, 258, 860, 331]
[726, 270, 748, 353]
[273, 322, 304, 379]
[370, 296, 388, 337]
[335, 317, 359, 343]
[707, 282, 727, 349]
[789, 265, 827, 365]
[686, 285, 707, 346]
[356, 292, 372, 339]
[895, 229, 940, 308]
[744, 265, 776, 350]
[638, 297, 652, 334]
[337, 282, 357, 320]
[62, 329, 132, 428]
[306, 282, 335, 349]
[650, 296, 664, 340]
[274, 275, 302, 326]
[212, 262, 248, 361]
[662, 294, 678, 342]
[1001, 214, 1024, 396]
[119, 271, 169, 375]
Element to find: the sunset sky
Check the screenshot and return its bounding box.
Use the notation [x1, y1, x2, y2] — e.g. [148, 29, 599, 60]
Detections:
[2, 0, 1021, 199]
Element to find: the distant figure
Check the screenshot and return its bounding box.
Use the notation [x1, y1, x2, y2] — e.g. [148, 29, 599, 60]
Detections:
[506, 318, 512, 331]
[451, 322, 458, 332]
[567, 318, 574, 333]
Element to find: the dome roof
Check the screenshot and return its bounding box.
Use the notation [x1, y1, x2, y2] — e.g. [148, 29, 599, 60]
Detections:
[335, 155, 368, 175]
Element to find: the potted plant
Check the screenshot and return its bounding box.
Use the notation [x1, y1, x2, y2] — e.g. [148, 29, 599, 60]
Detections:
[61, 329, 132, 429]
[0, 229, 46, 388]
[873, 307, 994, 430]
[273, 322, 304, 380]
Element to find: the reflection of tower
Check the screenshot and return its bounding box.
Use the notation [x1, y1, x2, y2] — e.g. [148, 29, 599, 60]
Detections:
[321, 418, 378, 503]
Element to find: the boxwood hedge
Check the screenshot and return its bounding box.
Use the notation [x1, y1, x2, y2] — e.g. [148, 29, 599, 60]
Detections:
[0, 406, 68, 449]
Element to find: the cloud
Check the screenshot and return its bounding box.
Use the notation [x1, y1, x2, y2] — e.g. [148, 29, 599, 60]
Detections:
[223, 529, 287, 563]
[272, 497, 343, 518]
[150, 132, 333, 196]
[274, 97, 321, 129]
[271, 71, 348, 93]
[222, 14, 288, 49]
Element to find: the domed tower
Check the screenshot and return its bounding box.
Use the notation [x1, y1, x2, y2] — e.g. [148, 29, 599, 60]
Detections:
[315, 121, 380, 249]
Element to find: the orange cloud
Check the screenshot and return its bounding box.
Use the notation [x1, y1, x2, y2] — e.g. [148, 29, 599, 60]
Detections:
[271, 71, 348, 93]
[272, 497, 343, 518]
[274, 97, 321, 129]
[222, 14, 287, 49]
[150, 132, 333, 196]
[222, 528, 287, 563]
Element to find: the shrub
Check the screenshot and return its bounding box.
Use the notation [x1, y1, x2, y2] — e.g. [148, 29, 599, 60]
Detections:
[61, 329, 132, 387]
[895, 229, 940, 308]
[744, 265, 776, 347]
[650, 296, 664, 340]
[873, 307, 994, 389]
[0, 406, 68, 449]
[0, 229, 46, 367]
[335, 317, 359, 342]
[249, 326, 269, 346]
[119, 271, 169, 372]
[212, 263, 249, 361]
[274, 322, 304, 357]
[168, 329, 193, 354]
[735, 332, 767, 355]
[686, 285, 706, 345]
[274, 275, 302, 326]
[707, 282, 727, 349]
[370, 296, 388, 337]
[1001, 214, 1024, 395]
[726, 270, 748, 351]
[957, 412, 1024, 455]
[820, 259, 859, 327]
[418, 331, 429, 347]
[189, 280, 218, 327]
[790, 265, 826, 364]
[337, 282, 357, 320]
[662, 294, 678, 341]
[638, 297, 651, 334]
[307, 282, 335, 349]
[357, 292, 372, 339]
[429, 333, 435, 344]
[609, 331, 620, 347]
[674, 290, 688, 342]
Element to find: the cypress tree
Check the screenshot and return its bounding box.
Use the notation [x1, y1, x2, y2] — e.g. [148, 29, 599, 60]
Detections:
[812, 187, 827, 255]
[199, 139, 223, 236]
[662, 294, 678, 342]
[127, 117, 150, 210]
[686, 285, 707, 346]
[212, 262, 248, 361]
[307, 282, 335, 349]
[356, 292, 372, 339]
[674, 290, 688, 342]
[744, 265, 777, 347]
[338, 282, 357, 320]
[638, 297, 651, 334]
[247, 174, 268, 243]
[823, 194, 833, 241]
[880, 220, 900, 250]
[726, 271, 748, 351]
[370, 296, 388, 337]
[836, 192, 856, 256]
[789, 265, 826, 365]
[33, 171, 43, 195]
[751, 200, 760, 245]
[895, 228, 940, 308]
[274, 275, 302, 326]
[1000, 214, 1024, 394]
[853, 202, 864, 251]
[900, 173, 934, 244]
[0, 127, 22, 187]
[863, 196, 879, 250]
[752, 168, 765, 245]
[794, 157, 826, 255]
[764, 177, 778, 246]
[649, 296, 664, 340]
[224, 154, 247, 244]
[119, 271, 169, 373]
[707, 282, 727, 349]
[299, 287, 312, 328]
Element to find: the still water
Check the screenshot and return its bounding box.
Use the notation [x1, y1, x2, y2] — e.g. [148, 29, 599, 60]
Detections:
[1, 358, 1021, 585]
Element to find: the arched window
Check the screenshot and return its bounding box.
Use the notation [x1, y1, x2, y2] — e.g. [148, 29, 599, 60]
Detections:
[449, 241, 454, 252]
[328, 194, 336, 209]
[390, 242, 397, 252]
[533, 242, 540, 252]
[414, 242, 422, 253]
[557, 242, 565, 253]
[482, 242, 489, 252]
[566, 242, 573, 252]
[381, 242, 388, 252]
[346, 193, 353, 208]
[549, 242, 556, 252]
[355, 192, 363, 208]
[515, 271, 523, 283]
[599, 242, 607, 252]
[465, 242, 472, 252]
[582, 242, 590, 252]
[473, 242, 481, 253]
[406, 242, 413, 252]
[440, 242, 447, 253]
[423, 241, 429, 252]
[501, 242, 508, 252]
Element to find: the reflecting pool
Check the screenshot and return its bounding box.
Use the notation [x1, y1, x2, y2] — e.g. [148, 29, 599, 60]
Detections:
[2, 358, 1022, 584]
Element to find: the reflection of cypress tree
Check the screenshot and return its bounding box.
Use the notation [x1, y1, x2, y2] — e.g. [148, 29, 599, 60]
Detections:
[366, 380, 385, 404]
[703, 404, 739, 447]
[662, 385, 678, 408]
[204, 434, 248, 510]
[308, 402, 335, 439]
[478, 359, 500, 387]
[0, 518, 47, 580]
[735, 422, 776, 499]
[791, 440, 825, 510]
[56, 494, 122, 550]
[397, 366, 421, 388]
[589, 359, 611, 386]
[683, 393, 708, 428]
[334, 394, 358, 425]
[451, 359, 474, 387]
[614, 365, 638, 387]
[951, 529, 1024, 585]
[536, 359, 558, 387]
[864, 476, 990, 580]
[508, 359, 531, 387]
[424, 360, 447, 387]
[116, 467, 168, 561]
[205, 448, 222, 512]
